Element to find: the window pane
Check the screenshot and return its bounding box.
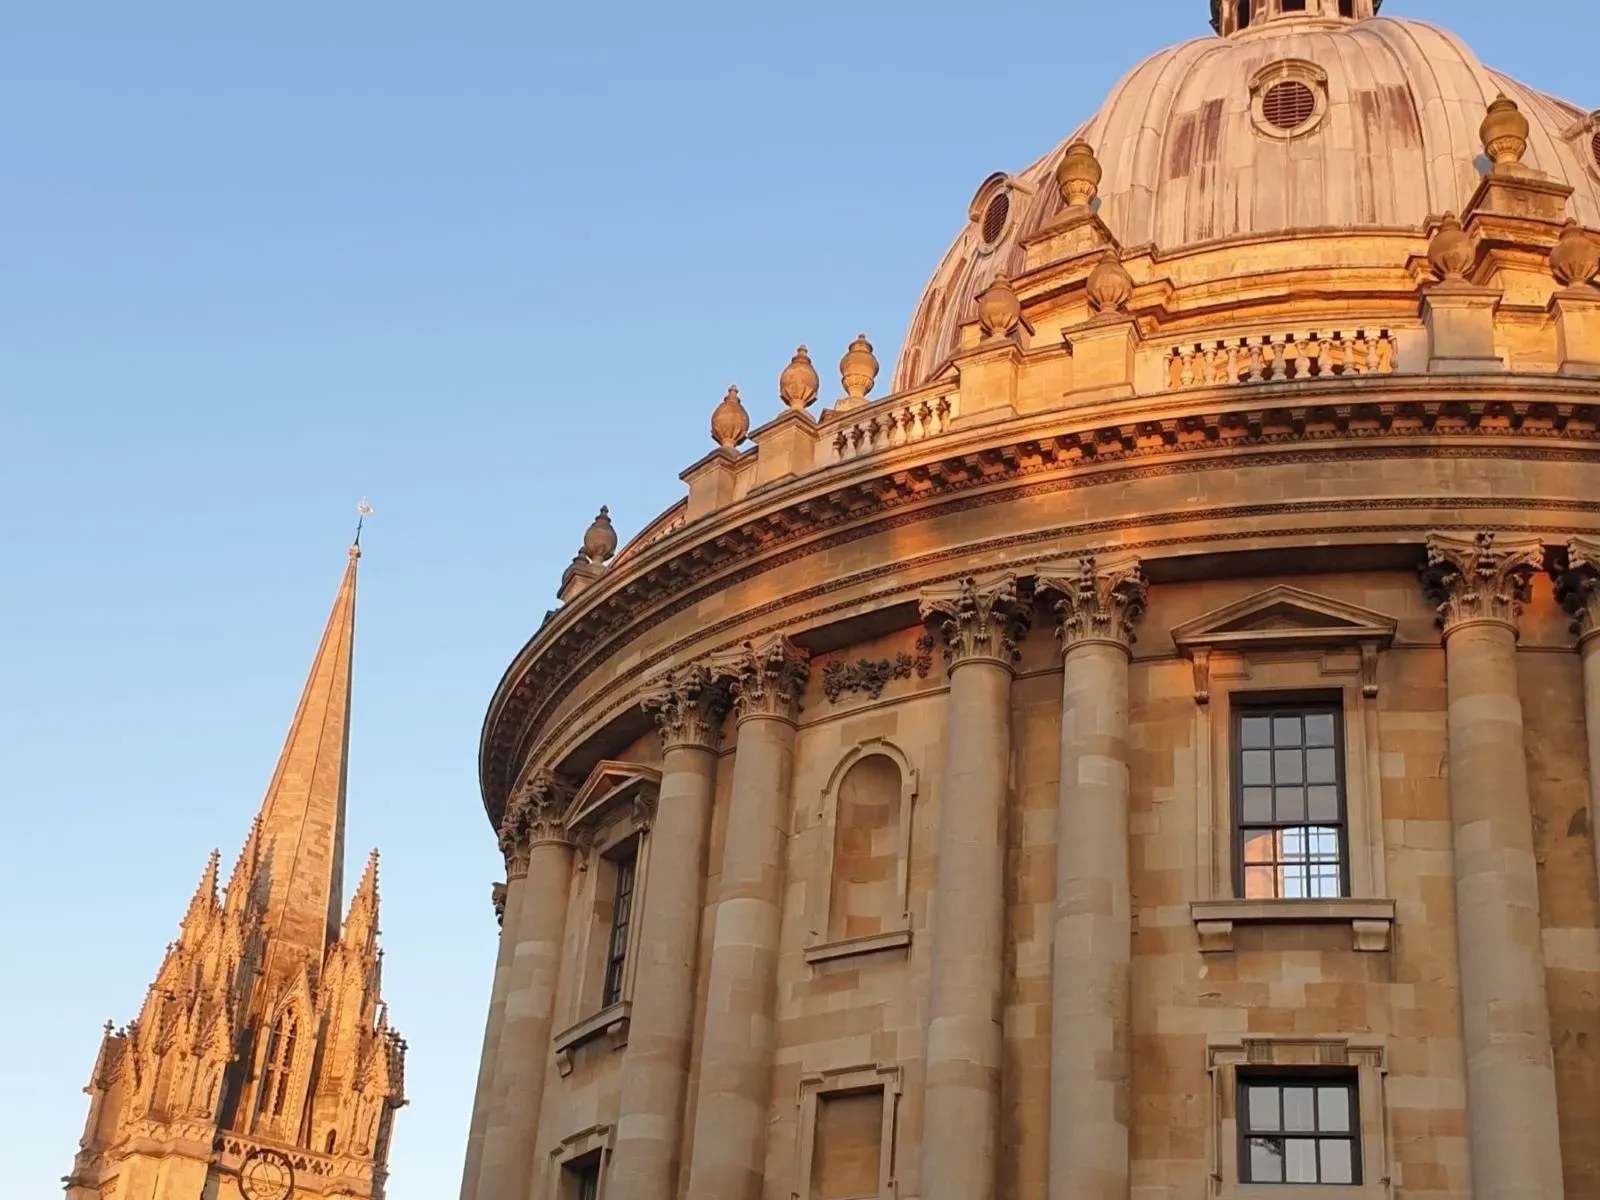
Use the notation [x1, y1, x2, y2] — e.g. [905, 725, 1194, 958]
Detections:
[1248, 1138, 1285, 1183]
[1311, 866, 1343, 898]
[1273, 717, 1303, 747]
[1241, 717, 1272, 749]
[1306, 747, 1338, 785]
[1286, 1139, 1318, 1183]
[1248, 1086, 1281, 1133]
[1242, 788, 1273, 823]
[1321, 1139, 1355, 1184]
[1243, 833, 1277, 864]
[1244, 865, 1278, 899]
[1282, 1087, 1315, 1131]
[1275, 787, 1306, 822]
[1274, 750, 1304, 784]
[1310, 827, 1340, 857]
[1305, 713, 1337, 746]
[1281, 827, 1305, 857]
[1242, 750, 1273, 786]
[1319, 1086, 1351, 1133]
[1308, 785, 1340, 821]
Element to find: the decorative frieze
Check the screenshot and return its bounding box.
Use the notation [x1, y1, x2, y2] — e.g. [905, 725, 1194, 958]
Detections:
[718, 633, 811, 723]
[1554, 535, 1600, 643]
[920, 574, 1033, 669]
[498, 771, 576, 877]
[820, 637, 935, 704]
[642, 663, 731, 751]
[1421, 531, 1544, 636]
[1037, 555, 1148, 652]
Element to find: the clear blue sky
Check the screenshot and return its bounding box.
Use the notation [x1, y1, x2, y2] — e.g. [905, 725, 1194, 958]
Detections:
[2, 2, 1594, 1196]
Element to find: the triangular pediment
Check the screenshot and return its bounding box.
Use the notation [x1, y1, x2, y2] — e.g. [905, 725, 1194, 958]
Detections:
[1172, 586, 1397, 653]
[564, 760, 662, 834]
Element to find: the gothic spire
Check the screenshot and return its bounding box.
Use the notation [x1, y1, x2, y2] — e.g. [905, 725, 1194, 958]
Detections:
[253, 543, 361, 985]
[342, 848, 382, 954]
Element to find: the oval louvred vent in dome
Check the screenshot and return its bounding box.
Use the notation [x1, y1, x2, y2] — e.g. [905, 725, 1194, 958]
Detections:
[1591, 128, 1600, 172]
[1263, 80, 1318, 131]
[981, 191, 1011, 246]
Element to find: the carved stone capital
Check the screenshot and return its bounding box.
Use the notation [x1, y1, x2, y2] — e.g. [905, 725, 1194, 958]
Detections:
[1553, 536, 1600, 646]
[642, 663, 731, 751]
[919, 574, 1032, 671]
[1421, 531, 1543, 638]
[498, 770, 576, 876]
[1037, 555, 1148, 654]
[716, 634, 811, 724]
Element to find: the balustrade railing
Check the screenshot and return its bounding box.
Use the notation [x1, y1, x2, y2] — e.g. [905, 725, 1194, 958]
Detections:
[830, 392, 960, 462]
[1165, 329, 1397, 389]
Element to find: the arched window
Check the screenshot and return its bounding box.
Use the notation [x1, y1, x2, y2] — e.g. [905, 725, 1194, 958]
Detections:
[325, 1129, 338, 1155]
[257, 1015, 298, 1118]
[829, 755, 904, 943]
[1237, 0, 1252, 29]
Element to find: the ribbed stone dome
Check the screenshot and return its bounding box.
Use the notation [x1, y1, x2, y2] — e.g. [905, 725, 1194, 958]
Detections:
[893, 12, 1600, 391]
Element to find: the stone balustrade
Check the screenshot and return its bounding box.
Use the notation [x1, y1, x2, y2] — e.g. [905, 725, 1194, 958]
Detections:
[1165, 329, 1398, 389]
[829, 391, 960, 462]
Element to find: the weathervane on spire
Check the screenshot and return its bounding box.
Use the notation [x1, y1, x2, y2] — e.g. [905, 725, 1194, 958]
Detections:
[355, 498, 375, 549]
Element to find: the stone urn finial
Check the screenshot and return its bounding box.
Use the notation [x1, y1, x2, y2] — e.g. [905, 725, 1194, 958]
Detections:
[581, 506, 618, 564]
[778, 346, 820, 412]
[1086, 251, 1135, 315]
[1056, 140, 1102, 209]
[1480, 94, 1530, 171]
[840, 334, 879, 403]
[977, 274, 1022, 340]
[1428, 213, 1474, 283]
[711, 385, 750, 449]
[1550, 220, 1600, 290]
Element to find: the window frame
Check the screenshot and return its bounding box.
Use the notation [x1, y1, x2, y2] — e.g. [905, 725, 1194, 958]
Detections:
[792, 1064, 903, 1200]
[1231, 698, 1351, 901]
[601, 843, 637, 1009]
[1236, 1071, 1363, 1187]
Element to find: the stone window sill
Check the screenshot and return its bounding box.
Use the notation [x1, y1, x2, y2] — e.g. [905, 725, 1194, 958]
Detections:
[553, 1001, 630, 1076]
[803, 928, 913, 966]
[1190, 899, 1395, 954]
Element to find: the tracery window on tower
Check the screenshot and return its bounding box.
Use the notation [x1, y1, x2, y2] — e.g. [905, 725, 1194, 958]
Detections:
[257, 1014, 298, 1119]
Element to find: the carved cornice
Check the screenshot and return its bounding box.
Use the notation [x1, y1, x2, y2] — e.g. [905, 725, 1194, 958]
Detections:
[498, 770, 576, 876]
[1037, 555, 1148, 653]
[641, 663, 730, 751]
[716, 633, 811, 724]
[920, 574, 1033, 670]
[1421, 531, 1544, 637]
[1554, 535, 1600, 645]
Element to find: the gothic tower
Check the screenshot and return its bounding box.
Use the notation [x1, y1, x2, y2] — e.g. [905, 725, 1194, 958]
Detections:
[66, 544, 407, 1200]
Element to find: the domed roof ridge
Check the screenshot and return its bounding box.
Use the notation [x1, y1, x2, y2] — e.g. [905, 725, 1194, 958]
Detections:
[892, 14, 1600, 392]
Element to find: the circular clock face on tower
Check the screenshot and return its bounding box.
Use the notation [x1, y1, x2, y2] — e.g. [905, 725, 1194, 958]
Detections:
[240, 1148, 294, 1200]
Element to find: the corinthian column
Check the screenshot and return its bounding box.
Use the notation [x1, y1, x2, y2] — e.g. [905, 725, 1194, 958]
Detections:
[1037, 557, 1147, 1200]
[609, 665, 730, 1200]
[459, 879, 519, 1200]
[1556, 536, 1600, 929]
[917, 574, 1032, 1200]
[1421, 532, 1564, 1200]
[685, 635, 810, 1200]
[475, 772, 577, 1200]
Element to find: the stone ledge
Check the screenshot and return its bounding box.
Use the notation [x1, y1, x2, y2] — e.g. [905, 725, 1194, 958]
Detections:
[803, 928, 913, 966]
[552, 1001, 630, 1076]
[1190, 899, 1396, 954]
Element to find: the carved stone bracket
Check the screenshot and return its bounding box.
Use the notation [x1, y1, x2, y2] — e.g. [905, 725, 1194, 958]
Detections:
[821, 641, 933, 704]
[919, 574, 1033, 670]
[642, 663, 731, 752]
[1554, 535, 1600, 645]
[498, 770, 576, 877]
[1036, 555, 1148, 653]
[717, 633, 811, 723]
[1421, 531, 1544, 637]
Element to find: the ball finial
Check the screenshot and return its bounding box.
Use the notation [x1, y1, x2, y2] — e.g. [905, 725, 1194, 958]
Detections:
[779, 346, 821, 412]
[711, 385, 750, 449]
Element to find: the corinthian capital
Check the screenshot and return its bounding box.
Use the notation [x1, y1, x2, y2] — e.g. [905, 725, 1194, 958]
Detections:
[920, 573, 1033, 670]
[715, 634, 811, 723]
[1421, 531, 1544, 637]
[1554, 536, 1600, 645]
[498, 770, 575, 877]
[642, 663, 731, 751]
[1037, 555, 1148, 653]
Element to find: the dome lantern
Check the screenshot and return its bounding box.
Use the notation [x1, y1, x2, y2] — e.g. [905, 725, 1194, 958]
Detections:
[1212, 0, 1380, 37]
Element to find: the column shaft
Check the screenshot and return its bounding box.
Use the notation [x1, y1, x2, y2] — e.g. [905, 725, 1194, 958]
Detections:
[1583, 636, 1600, 900]
[684, 710, 798, 1200]
[476, 838, 574, 1200]
[1051, 640, 1133, 1200]
[920, 657, 1012, 1200]
[460, 875, 526, 1200]
[1444, 621, 1563, 1200]
[608, 741, 719, 1200]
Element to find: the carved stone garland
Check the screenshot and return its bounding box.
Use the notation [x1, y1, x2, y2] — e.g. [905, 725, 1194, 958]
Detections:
[498, 770, 576, 877]
[919, 574, 1033, 668]
[1037, 555, 1149, 651]
[642, 663, 731, 751]
[719, 633, 811, 723]
[491, 882, 508, 929]
[1554, 535, 1600, 642]
[1421, 531, 1543, 635]
[821, 637, 936, 704]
